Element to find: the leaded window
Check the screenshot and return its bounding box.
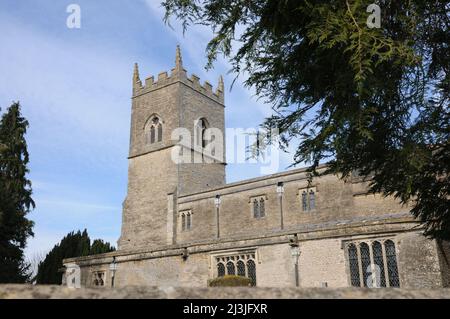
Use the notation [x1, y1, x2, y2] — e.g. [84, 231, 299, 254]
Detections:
[346, 239, 400, 288]
[215, 252, 257, 286]
[217, 263, 225, 277]
[226, 261, 235, 275]
[385, 240, 400, 287]
[237, 260, 246, 277]
[372, 241, 386, 287]
[247, 260, 256, 286]
[360, 243, 371, 287]
[146, 116, 163, 144]
[348, 243, 361, 287]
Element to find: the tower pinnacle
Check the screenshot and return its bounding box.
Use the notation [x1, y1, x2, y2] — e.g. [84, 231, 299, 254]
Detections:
[133, 62, 142, 94]
[175, 45, 183, 69]
[218, 75, 224, 92]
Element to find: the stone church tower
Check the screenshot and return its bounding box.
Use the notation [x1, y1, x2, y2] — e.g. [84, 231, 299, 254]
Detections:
[118, 47, 226, 250]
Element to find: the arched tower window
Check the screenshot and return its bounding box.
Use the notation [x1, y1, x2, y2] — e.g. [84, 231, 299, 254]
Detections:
[195, 118, 208, 149]
[146, 116, 163, 144]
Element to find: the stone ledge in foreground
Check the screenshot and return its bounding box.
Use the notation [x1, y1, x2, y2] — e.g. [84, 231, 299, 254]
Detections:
[1, 285, 450, 299]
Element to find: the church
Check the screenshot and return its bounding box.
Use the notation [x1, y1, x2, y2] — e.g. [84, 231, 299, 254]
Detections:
[63, 47, 450, 289]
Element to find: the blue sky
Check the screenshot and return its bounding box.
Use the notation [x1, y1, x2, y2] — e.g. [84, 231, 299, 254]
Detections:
[0, 0, 301, 259]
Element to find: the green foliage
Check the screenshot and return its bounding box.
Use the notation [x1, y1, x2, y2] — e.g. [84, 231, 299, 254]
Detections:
[0, 102, 35, 283]
[163, 0, 450, 240]
[208, 275, 252, 287]
[35, 229, 115, 285]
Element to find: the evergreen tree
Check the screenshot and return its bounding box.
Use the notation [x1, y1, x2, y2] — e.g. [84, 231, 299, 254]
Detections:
[163, 0, 449, 240]
[0, 102, 35, 283]
[90, 239, 115, 255]
[35, 229, 115, 284]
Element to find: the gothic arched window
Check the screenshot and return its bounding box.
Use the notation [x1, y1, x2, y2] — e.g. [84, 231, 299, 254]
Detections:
[346, 239, 400, 288]
[146, 116, 163, 144]
[217, 263, 225, 277]
[237, 260, 246, 277]
[247, 260, 256, 286]
[215, 253, 257, 286]
[385, 240, 400, 287]
[359, 242, 371, 287]
[157, 122, 162, 142]
[372, 241, 386, 287]
[195, 118, 208, 149]
[348, 243, 360, 287]
[226, 261, 235, 275]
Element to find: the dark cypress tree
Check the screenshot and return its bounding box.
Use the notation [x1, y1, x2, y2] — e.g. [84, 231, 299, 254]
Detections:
[0, 102, 35, 283]
[35, 229, 115, 284]
[90, 239, 115, 255]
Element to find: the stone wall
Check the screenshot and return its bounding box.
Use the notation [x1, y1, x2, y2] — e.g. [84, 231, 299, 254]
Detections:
[176, 167, 410, 246]
[2, 285, 450, 299]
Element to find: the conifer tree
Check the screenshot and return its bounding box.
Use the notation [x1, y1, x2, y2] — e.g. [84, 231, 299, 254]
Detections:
[35, 230, 115, 284]
[163, 0, 450, 240]
[0, 102, 35, 283]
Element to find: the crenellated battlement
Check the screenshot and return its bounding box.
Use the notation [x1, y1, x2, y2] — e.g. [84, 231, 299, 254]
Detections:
[132, 46, 224, 104]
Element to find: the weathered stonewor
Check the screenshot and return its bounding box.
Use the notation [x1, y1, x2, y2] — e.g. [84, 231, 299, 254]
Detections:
[1, 285, 450, 299]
